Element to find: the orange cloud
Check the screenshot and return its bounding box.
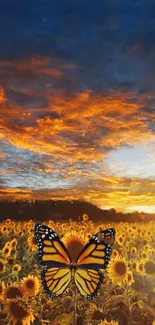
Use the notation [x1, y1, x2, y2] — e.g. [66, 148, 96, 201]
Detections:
[0, 88, 154, 160]
[0, 175, 155, 213]
[0, 57, 63, 79]
[0, 86, 7, 103]
[0, 67, 155, 213]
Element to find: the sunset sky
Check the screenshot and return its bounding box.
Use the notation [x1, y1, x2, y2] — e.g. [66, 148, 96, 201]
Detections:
[0, 0, 155, 213]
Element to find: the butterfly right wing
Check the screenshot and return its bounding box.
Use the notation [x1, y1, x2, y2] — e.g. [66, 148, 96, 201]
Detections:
[74, 268, 104, 300]
[74, 228, 115, 299]
[76, 228, 115, 270]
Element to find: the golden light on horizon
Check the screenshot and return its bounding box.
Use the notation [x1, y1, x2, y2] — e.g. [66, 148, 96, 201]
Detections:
[0, 59, 155, 214]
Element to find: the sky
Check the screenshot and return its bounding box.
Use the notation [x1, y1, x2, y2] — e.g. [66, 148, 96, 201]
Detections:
[0, 0, 155, 213]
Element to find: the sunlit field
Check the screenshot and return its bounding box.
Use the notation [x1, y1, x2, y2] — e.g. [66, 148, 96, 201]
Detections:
[0, 216, 155, 325]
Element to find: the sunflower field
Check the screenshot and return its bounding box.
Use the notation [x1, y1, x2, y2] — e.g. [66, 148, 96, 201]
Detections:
[0, 215, 155, 325]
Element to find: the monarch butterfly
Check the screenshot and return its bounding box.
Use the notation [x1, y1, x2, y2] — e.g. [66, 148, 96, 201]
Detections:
[35, 224, 115, 300]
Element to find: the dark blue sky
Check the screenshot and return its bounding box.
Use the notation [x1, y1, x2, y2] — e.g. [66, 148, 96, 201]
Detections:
[0, 0, 155, 212]
[1, 0, 155, 93]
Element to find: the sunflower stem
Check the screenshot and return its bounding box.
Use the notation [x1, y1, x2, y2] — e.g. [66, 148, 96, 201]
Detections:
[73, 285, 77, 325]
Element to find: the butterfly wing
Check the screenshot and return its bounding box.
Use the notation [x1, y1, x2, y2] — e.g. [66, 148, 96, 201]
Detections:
[74, 268, 104, 300]
[76, 228, 115, 270]
[41, 267, 72, 298]
[74, 228, 115, 299]
[35, 223, 71, 267]
[35, 224, 72, 297]
[99, 228, 115, 244]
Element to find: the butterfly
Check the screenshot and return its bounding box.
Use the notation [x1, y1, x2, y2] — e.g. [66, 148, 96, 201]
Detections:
[34, 224, 115, 300]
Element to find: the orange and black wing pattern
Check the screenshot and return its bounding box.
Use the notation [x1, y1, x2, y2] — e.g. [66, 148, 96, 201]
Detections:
[76, 228, 115, 270]
[99, 228, 115, 244]
[41, 267, 72, 298]
[74, 268, 104, 300]
[35, 224, 72, 298]
[34, 224, 71, 268]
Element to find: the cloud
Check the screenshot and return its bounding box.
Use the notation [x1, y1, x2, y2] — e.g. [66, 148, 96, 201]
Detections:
[0, 0, 155, 212]
[1, 84, 155, 196]
[1, 175, 155, 213]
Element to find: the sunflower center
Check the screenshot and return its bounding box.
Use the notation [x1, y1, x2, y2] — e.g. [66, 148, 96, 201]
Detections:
[4, 248, 9, 254]
[92, 310, 104, 320]
[0, 262, 4, 271]
[66, 240, 84, 262]
[26, 280, 35, 289]
[115, 262, 127, 275]
[10, 302, 28, 319]
[6, 287, 23, 299]
[145, 261, 155, 274]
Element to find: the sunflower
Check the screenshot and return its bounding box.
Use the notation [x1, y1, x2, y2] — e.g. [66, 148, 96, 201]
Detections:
[144, 260, 155, 275]
[116, 235, 124, 246]
[10, 238, 18, 249]
[107, 256, 128, 284]
[82, 214, 89, 222]
[86, 232, 93, 241]
[141, 251, 148, 260]
[137, 261, 145, 275]
[0, 281, 5, 299]
[2, 245, 11, 258]
[3, 298, 35, 325]
[130, 247, 137, 255]
[62, 230, 86, 262]
[144, 243, 151, 251]
[1, 225, 8, 233]
[21, 275, 40, 297]
[111, 249, 119, 259]
[6, 226, 11, 233]
[130, 260, 138, 272]
[4, 240, 11, 247]
[0, 258, 6, 274]
[150, 248, 155, 257]
[2, 284, 23, 300]
[48, 220, 55, 229]
[85, 303, 104, 321]
[125, 271, 134, 287]
[12, 264, 22, 273]
[5, 218, 11, 225]
[11, 221, 15, 229]
[27, 235, 37, 251]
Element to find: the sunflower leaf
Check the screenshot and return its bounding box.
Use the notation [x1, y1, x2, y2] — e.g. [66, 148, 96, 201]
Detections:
[53, 312, 74, 325]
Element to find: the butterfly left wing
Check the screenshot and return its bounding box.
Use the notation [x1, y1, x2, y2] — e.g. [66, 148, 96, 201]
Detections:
[74, 268, 104, 300]
[41, 267, 72, 298]
[35, 224, 72, 298]
[34, 224, 71, 267]
[76, 228, 115, 270]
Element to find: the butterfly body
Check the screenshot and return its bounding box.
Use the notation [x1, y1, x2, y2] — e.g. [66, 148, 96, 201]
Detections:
[35, 223, 115, 300]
